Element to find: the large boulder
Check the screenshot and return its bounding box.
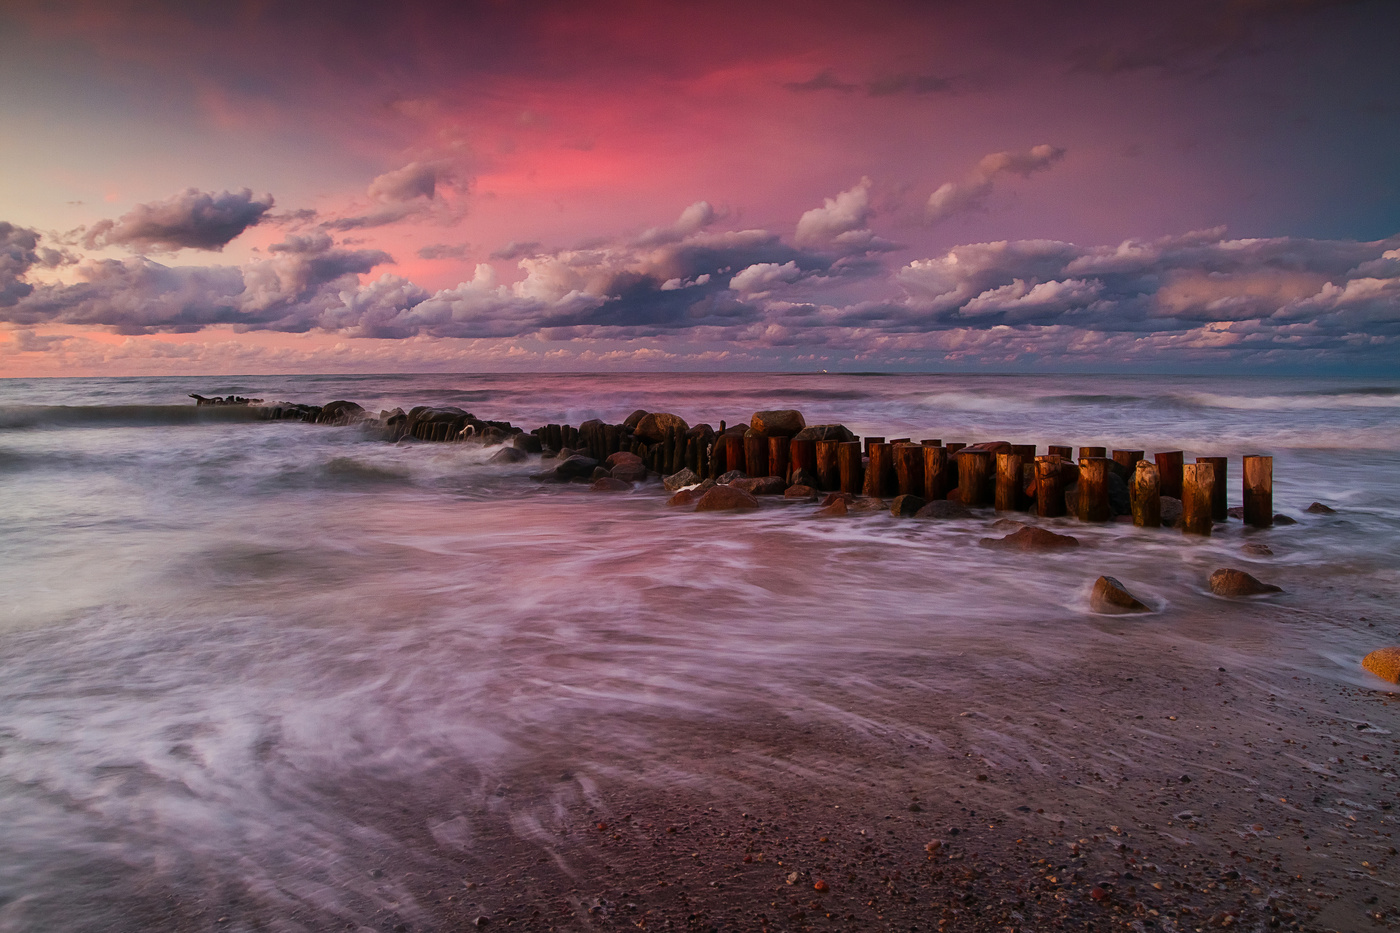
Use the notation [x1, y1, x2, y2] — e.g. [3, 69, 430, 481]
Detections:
[1089, 576, 1151, 614]
[731, 475, 787, 496]
[555, 455, 600, 479]
[750, 410, 807, 437]
[318, 400, 366, 423]
[793, 424, 855, 443]
[663, 467, 701, 491]
[590, 477, 632, 492]
[606, 451, 643, 468]
[489, 446, 528, 464]
[635, 412, 689, 442]
[890, 494, 926, 517]
[1208, 568, 1282, 597]
[849, 497, 887, 513]
[611, 461, 648, 483]
[1362, 647, 1400, 684]
[623, 409, 648, 430]
[695, 485, 760, 512]
[915, 500, 972, 520]
[512, 433, 543, 453]
[980, 526, 1080, 550]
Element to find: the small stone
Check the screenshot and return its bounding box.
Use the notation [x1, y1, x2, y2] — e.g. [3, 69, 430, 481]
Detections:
[980, 526, 1080, 550]
[695, 485, 760, 512]
[889, 494, 926, 517]
[1240, 543, 1273, 556]
[488, 446, 528, 463]
[1227, 505, 1246, 519]
[1089, 575, 1151, 614]
[1208, 568, 1282, 597]
[1273, 513, 1298, 525]
[812, 879, 829, 892]
[848, 497, 887, 512]
[914, 500, 972, 520]
[750, 410, 806, 437]
[716, 470, 746, 484]
[663, 467, 700, 491]
[816, 497, 848, 517]
[784, 484, 818, 500]
[1090, 887, 1108, 902]
[819, 492, 853, 507]
[1361, 647, 1400, 684]
[590, 477, 632, 492]
[1305, 502, 1337, 514]
[730, 475, 787, 495]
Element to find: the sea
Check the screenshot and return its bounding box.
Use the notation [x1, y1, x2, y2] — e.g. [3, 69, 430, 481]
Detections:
[0, 372, 1397, 930]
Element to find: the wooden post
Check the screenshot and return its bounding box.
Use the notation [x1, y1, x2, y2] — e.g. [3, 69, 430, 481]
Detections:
[889, 437, 911, 445]
[685, 437, 697, 474]
[1012, 444, 1037, 459]
[945, 442, 966, 455]
[1132, 460, 1161, 528]
[698, 440, 710, 478]
[893, 443, 922, 496]
[815, 440, 841, 490]
[1112, 449, 1144, 478]
[1035, 456, 1066, 517]
[722, 434, 745, 476]
[1047, 445, 1072, 459]
[1155, 451, 1184, 500]
[863, 436, 885, 456]
[923, 444, 950, 501]
[921, 438, 942, 447]
[1197, 456, 1227, 521]
[1243, 455, 1273, 528]
[744, 433, 768, 477]
[1076, 457, 1111, 522]
[957, 449, 993, 507]
[790, 438, 817, 481]
[768, 436, 790, 481]
[1079, 446, 1106, 460]
[838, 441, 863, 495]
[864, 442, 894, 497]
[995, 451, 1027, 511]
[673, 430, 685, 475]
[1181, 462, 1215, 536]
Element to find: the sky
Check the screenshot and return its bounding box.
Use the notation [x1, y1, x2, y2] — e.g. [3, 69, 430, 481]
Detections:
[1, 0, 1398, 376]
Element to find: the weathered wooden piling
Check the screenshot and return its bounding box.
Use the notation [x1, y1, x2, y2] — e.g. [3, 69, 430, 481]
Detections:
[1243, 455, 1273, 528]
[720, 434, 744, 476]
[1197, 456, 1228, 521]
[1112, 449, 1144, 478]
[816, 440, 841, 490]
[1048, 445, 1072, 459]
[790, 438, 817, 481]
[838, 441, 864, 495]
[768, 436, 790, 482]
[864, 442, 895, 497]
[1155, 451, 1184, 499]
[1132, 460, 1161, 527]
[945, 442, 967, 455]
[1076, 457, 1111, 522]
[744, 434, 768, 477]
[1079, 446, 1107, 460]
[921, 438, 942, 447]
[1035, 455, 1066, 517]
[893, 443, 922, 496]
[957, 449, 993, 507]
[1181, 462, 1215, 536]
[995, 451, 1027, 511]
[1012, 444, 1037, 459]
[863, 436, 885, 456]
[923, 444, 950, 501]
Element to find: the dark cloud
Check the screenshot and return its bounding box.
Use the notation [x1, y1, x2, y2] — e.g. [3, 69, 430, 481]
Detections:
[489, 241, 543, 261]
[417, 243, 470, 260]
[0, 222, 41, 307]
[783, 70, 858, 93]
[82, 188, 274, 252]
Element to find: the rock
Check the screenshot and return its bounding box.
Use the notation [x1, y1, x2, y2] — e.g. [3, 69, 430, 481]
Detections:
[979, 526, 1080, 550]
[1240, 543, 1273, 556]
[750, 410, 806, 437]
[555, 447, 577, 460]
[1160, 496, 1183, 527]
[819, 492, 853, 507]
[488, 446, 528, 464]
[318, 399, 366, 423]
[611, 461, 648, 483]
[1107, 472, 1130, 516]
[790, 468, 820, 489]
[815, 497, 848, 517]
[890, 494, 926, 517]
[1208, 568, 1283, 597]
[695, 485, 760, 512]
[1227, 506, 1246, 520]
[663, 467, 701, 491]
[555, 455, 600, 479]
[1361, 647, 1400, 684]
[1305, 502, 1337, 514]
[591, 466, 610, 481]
[667, 488, 702, 507]
[990, 518, 1026, 530]
[623, 409, 648, 430]
[1089, 575, 1151, 614]
[914, 500, 972, 519]
[1273, 513, 1298, 525]
[946, 487, 962, 501]
[606, 451, 643, 468]
[784, 485, 818, 500]
[731, 475, 787, 495]
[687, 423, 716, 440]
[512, 433, 542, 453]
[717, 470, 746, 484]
[590, 477, 632, 492]
[849, 497, 887, 513]
[635, 412, 689, 442]
[792, 424, 855, 443]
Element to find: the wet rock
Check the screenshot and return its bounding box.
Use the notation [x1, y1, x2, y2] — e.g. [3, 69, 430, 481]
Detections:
[1160, 495, 1183, 527]
[666, 483, 713, 507]
[792, 424, 855, 443]
[790, 467, 820, 489]
[1305, 502, 1337, 514]
[815, 497, 848, 517]
[555, 455, 600, 479]
[946, 486, 962, 502]
[591, 466, 610, 481]
[979, 526, 1080, 550]
[489, 446, 528, 464]
[695, 485, 760, 512]
[1107, 472, 1130, 516]
[750, 409, 806, 437]
[635, 412, 689, 442]
[819, 492, 853, 507]
[623, 409, 648, 430]
[784, 484, 818, 500]
[590, 477, 632, 492]
[1273, 513, 1298, 525]
[1240, 543, 1274, 556]
[915, 500, 972, 519]
[1208, 568, 1283, 597]
[849, 497, 888, 513]
[318, 399, 366, 423]
[1361, 647, 1400, 684]
[606, 451, 643, 468]
[512, 433, 542, 453]
[663, 467, 701, 491]
[717, 469, 746, 484]
[731, 475, 787, 495]
[1090, 575, 1151, 614]
[611, 461, 648, 483]
[1227, 506, 1246, 520]
[890, 494, 926, 517]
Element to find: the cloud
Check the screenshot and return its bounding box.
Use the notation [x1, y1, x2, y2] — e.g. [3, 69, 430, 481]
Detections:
[926, 145, 1066, 223]
[489, 241, 543, 261]
[729, 261, 802, 295]
[322, 160, 466, 231]
[1, 222, 41, 307]
[795, 178, 873, 246]
[634, 201, 718, 247]
[784, 70, 953, 96]
[367, 160, 449, 203]
[417, 243, 471, 260]
[82, 188, 274, 252]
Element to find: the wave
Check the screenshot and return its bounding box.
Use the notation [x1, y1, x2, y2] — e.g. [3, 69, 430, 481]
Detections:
[1180, 392, 1400, 411]
[0, 405, 270, 430]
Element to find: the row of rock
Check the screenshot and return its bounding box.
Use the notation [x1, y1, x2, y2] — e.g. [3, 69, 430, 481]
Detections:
[1088, 568, 1283, 614]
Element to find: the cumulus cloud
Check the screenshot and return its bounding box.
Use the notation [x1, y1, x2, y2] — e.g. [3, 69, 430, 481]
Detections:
[926, 144, 1066, 223]
[367, 160, 449, 203]
[82, 188, 274, 252]
[793, 179, 898, 253]
[634, 201, 718, 247]
[1, 222, 41, 306]
[323, 160, 465, 231]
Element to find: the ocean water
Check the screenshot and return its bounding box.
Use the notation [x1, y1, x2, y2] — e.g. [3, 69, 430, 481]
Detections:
[0, 372, 1397, 930]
